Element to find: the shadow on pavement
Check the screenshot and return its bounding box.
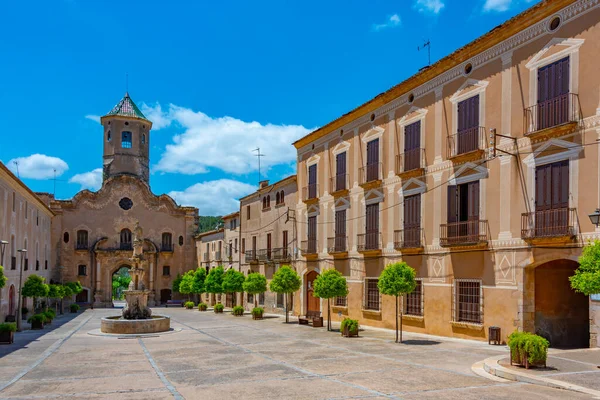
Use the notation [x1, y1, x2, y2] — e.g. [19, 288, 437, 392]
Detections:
[401, 339, 441, 346]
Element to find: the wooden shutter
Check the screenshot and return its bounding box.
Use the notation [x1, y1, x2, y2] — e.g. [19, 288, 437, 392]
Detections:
[308, 164, 317, 185]
[538, 57, 570, 103]
[308, 216, 317, 240]
[535, 164, 551, 212]
[404, 194, 421, 229]
[267, 233, 271, 251]
[404, 121, 420, 151]
[335, 209, 346, 237]
[366, 203, 379, 232]
[336, 152, 346, 176]
[447, 186, 458, 223]
[282, 230, 288, 247]
[552, 160, 569, 209]
[367, 139, 379, 165]
[467, 181, 480, 220]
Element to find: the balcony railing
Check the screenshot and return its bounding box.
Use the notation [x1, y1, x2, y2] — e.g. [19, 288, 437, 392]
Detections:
[524, 93, 580, 135]
[330, 174, 349, 193]
[203, 252, 209, 261]
[75, 243, 89, 251]
[448, 126, 486, 158]
[256, 249, 269, 262]
[521, 208, 576, 240]
[120, 243, 133, 251]
[440, 220, 488, 247]
[301, 239, 318, 255]
[160, 244, 174, 252]
[394, 228, 423, 249]
[272, 247, 290, 261]
[357, 232, 381, 252]
[302, 184, 319, 201]
[396, 149, 425, 174]
[359, 163, 383, 185]
[327, 236, 347, 253]
[245, 250, 258, 263]
[215, 251, 222, 261]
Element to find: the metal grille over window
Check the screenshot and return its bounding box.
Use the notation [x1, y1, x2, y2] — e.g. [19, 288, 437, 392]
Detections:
[364, 279, 380, 311]
[453, 279, 482, 324]
[121, 131, 132, 149]
[335, 296, 347, 307]
[404, 280, 423, 316]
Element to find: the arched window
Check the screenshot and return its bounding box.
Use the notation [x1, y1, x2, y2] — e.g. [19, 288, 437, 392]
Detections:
[142, 133, 146, 144]
[76, 230, 88, 250]
[178, 235, 184, 246]
[262, 197, 267, 209]
[107, 130, 111, 142]
[120, 229, 132, 250]
[161, 232, 172, 251]
[276, 192, 280, 204]
[121, 131, 132, 149]
[63, 232, 69, 243]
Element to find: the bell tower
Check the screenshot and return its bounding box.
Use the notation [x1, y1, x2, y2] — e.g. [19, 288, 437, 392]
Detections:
[100, 93, 153, 185]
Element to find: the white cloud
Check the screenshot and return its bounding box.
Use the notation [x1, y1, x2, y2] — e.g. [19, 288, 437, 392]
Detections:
[483, 0, 512, 12]
[7, 154, 69, 180]
[373, 14, 401, 31]
[415, 0, 445, 14]
[69, 168, 103, 191]
[168, 179, 256, 216]
[140, 102, 172, 130]
[154, 104, 312, 175]
[85, 115, 101, 123]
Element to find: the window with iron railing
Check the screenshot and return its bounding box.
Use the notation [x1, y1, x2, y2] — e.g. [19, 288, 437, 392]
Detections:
[335, 296, 347, 307]
[404, 280, 423, 316]
[161, 233, 173, 252]
[162, 266, 170, 276]
[277, 293, 284, 308]
[259, 293, 265, 306]
[453, 279, 482, 324]
[364, 278, 380, 311]
[78, 265, 87, 276]
[76, 230, 88, 250]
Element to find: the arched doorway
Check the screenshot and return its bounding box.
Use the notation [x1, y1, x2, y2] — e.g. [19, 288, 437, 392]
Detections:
[112, 265, 131, 300]
[535, 259, 589, 348]
[8, 285, 15, 315]
[306, 271, 320, 314]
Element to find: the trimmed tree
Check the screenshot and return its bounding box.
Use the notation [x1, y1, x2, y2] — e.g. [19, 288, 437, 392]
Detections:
[378, 262, 416, 343]
[571, 240, 600, 296]
[269, 265, 302, 323]
[222, 269, 245, 306]
[192, 268, 207, 303]
[60, 284, 74, 314]
[179, 270, 195, 301]
[47, 284, 63, 313]
[0, 265, 7, 289]
[243, 273, 267, 308]
[172, 273, 183, 297]
[312, 269, 348, 331]
[65, 281, 83, 296]
[205, 266, 225, 304]
[21, 274, 50, 312]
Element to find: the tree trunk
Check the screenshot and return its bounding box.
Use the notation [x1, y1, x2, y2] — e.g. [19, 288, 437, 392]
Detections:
[395, 295, 399, 343]
[327, 298, 331, 331]
[285, 292, 289, 323]
[400, 294, 404, 343]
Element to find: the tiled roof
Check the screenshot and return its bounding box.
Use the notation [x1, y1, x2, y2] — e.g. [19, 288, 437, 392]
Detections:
[104, 92, 148, 120]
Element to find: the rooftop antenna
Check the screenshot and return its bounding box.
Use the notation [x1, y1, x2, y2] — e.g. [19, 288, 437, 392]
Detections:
[53, 169, 56, 196]
[13, 160, 19, 179]
[418, 39, 431, 67]
[125, 72, 129, 94]
[253, 147, 265, 184]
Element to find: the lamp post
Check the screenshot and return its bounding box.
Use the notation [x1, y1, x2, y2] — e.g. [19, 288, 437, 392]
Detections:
[0, 240, 7, 266]
[589, 208, 600, 227]
[16, 249, 27, 332]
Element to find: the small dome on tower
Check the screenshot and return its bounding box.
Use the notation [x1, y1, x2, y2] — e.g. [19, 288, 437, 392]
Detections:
[103, 92, 149, 121]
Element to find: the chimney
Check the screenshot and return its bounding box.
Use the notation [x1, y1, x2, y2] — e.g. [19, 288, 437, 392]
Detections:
[259, 180, 270, 189]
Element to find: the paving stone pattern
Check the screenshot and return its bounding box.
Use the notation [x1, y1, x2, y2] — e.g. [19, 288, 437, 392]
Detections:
[0, 309, 593, 399]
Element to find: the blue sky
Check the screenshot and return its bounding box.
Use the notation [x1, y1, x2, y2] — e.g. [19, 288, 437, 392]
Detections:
[0, 0, 534, 215]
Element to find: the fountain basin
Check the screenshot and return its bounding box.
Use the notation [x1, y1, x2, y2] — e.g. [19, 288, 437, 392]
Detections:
[100, 315, 170, 334]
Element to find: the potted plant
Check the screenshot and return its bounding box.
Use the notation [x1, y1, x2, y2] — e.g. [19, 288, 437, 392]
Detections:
[21, 307, 29, 321]
[43, 309, 56, 324]
[508, 331, 549, 369]
[28, 314, 45, 330]
[341, 318, 359, 337]
[0, 323, 16, 344]
[214, 303, 224, 314]
[232, 305, 244, 316]
[70, 303, 80, 313]
[198, 302, 208, 311]
[252, 307, 264, 320]
[184, 301, 195, 309]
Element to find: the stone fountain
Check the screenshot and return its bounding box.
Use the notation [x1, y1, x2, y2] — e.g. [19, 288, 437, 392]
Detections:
[100, 222, 170, 334]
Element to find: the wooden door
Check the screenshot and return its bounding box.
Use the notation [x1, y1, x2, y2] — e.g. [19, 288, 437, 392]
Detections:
[266, 233, 272, 259]
[535, 160, 569, 236]
[306, 271, 320, 313]
[307, 216, 317, 253]
[336, 152, 346, 191]
[335, 209, 346, 251]
[537, 57, 569, 129]
[308, 164, 317, 198]
[466, 181, 480, 241]
[282, 230, 288, 258]
[404, 121, 421, 171]
[457, 95, 479, 154]
[366, 139, 379, 181]
[403, 194, 421, 247]
[365, 203, 379, 250]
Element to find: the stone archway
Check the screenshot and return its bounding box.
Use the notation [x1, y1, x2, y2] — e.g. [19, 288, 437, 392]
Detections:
[305, 270, 320, 314]
[534, 259, 589, 348]
[112, 265, 131, 301]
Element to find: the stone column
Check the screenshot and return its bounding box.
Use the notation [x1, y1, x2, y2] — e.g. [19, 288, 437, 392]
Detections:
[148, 259, 156, 306]
[434, 87, 444, 165]
[94, 260, 103, 307]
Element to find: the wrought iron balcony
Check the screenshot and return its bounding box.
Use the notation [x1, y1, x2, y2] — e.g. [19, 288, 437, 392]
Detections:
[396, 149, 425, 175]
[272, 247, 290, 261]
[330, 174, 349, 194]
[359, 163, 383, 185]
[245, 250, 258, 263]
[75, 243, 89, 251]
[521, 208, 576, 240]
[301, 239, 318, 255]
[357, 232, 382, 252]
[256, 249, 270, 262]
[302, 184, 319, 202]
[440, 220, 488, 247]
[524, 93, 580, 135]
[447, 126, 486, 158]
[394, 228, 423, 249]
[327, 236, 347, 254]
[160, 244, 174, 253]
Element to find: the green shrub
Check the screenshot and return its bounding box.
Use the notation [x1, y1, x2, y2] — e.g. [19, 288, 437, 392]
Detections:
[27, 313, 45, 324]
[252, 307, 264, 316]
[341, 318, 359, 335]
[70, 304, 80, 312]
[232, 306, 244, 316]
[198, 303, 208, 311]
[214, 303, 224, 313]
[0, 323, 16, 333]
[508, 331, 549, 365]
[45, 309, 56, 319]
[184, 301, 195, 309]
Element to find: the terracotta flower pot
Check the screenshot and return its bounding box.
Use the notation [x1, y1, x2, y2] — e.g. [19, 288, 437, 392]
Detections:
[0, 331, 14, 344]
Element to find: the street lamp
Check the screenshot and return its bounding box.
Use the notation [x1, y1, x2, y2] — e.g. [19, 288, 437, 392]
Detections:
[0, 240, 8, 266]
[589, 208, 600, 227]
[16, 249, 27, 332]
